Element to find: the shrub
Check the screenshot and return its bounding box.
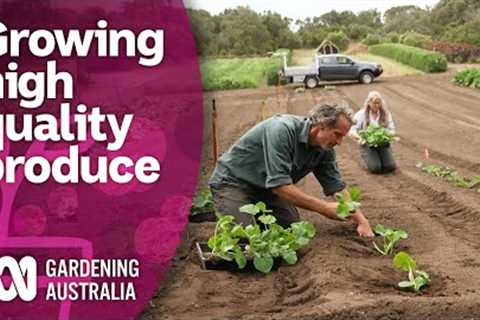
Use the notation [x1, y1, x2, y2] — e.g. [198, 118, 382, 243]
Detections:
[386, 32, 400, 44]
[399, 31, 432, 48]
[425, 41, 480, 63]
[452, 68, 480, 89]
[326, 30, 350, 52]
[369, 43, 447, 73]
[362, 34, 384, 46]
[348, 24, 373, 40]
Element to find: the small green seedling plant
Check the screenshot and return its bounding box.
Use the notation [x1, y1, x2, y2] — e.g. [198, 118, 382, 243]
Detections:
[416, 162, 480, 192]
[373, 224, 408, 255]
[207, 202, 316, 273]
[359, 125, 395, 148]
[393, 251, 430, 292]
[336, 187, 362, 220]
[190, 188, 215, 216]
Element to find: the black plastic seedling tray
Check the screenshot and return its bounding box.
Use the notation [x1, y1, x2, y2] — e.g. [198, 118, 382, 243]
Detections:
[195, 242, 281, 272]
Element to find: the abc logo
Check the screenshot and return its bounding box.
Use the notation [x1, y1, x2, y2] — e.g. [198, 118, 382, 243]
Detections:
[0, 256, 37, 301]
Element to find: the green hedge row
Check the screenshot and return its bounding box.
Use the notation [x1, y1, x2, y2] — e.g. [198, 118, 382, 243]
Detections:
[452, 68, 480, 89]
[369, 43, 447, 73]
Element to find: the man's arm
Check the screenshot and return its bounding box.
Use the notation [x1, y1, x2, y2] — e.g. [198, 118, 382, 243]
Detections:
[271, 184, 374, 237]
[272, 184, 340, 220]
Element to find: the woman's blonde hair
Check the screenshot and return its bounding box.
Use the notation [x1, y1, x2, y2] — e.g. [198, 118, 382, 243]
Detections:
[363, 91, 389, 128]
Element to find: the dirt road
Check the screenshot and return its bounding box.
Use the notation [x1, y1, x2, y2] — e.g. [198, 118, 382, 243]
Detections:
[142, 71, 480, 320]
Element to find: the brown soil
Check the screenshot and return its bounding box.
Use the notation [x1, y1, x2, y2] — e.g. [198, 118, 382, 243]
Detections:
[141, 71, 480, 320]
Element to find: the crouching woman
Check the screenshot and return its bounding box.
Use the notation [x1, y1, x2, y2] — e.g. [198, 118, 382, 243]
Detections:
[349, 91, 397, 174]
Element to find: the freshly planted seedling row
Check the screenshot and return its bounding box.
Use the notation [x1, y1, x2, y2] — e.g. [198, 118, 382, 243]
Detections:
[416, 162, 480, 192]
[348, 187, 429, 292]
[206, 188, 430, 292]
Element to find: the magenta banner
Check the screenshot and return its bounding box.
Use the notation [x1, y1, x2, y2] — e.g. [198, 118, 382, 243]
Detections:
[0, 0, 202, 319]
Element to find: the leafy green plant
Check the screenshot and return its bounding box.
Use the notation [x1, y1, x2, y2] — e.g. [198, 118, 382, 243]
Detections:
[393, 252, 430, 292]
[336, 187, 362, 220]
[207, 202, 316, 273]
[190, 188, 215, 215]
[452, 68, 480, 89]
[416, 162, 480, 192]
[359, 125, 395, 148]
[207, 215, 247, 268]
[373, 224, 408, 255]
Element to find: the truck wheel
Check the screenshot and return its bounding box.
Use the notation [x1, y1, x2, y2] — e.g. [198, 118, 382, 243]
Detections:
[304, 76, 318, 89]
[360, 71, 374, 84]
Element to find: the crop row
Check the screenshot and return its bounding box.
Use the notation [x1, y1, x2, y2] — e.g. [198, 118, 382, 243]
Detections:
[200, 49, 290, 91]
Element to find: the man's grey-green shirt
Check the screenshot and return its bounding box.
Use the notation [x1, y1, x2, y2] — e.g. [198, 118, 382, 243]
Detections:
[209, 114, 345, 196]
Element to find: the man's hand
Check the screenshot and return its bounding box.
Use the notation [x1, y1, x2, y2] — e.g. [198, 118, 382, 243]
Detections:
[350, 210, 374, 237]
[323, 201, 338, 219]
[356, 221, 374, 237]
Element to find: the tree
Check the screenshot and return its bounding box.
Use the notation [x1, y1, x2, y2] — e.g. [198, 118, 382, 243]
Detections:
[326, 31, 350, 52]
[357, 9, 382, 29]
[441, 16, 480, 46]
[261, 11, 299, 49]
[296, 18, 327, 48]
[187, 9, 216, 55]
[217, 6, 273, 55]
[384, 5, 432, 35]
[320, 10, 356, 28]
[348, 24, 374, 40]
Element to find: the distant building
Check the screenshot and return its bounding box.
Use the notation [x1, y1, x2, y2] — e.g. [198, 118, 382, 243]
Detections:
[316, 40, 339, 54]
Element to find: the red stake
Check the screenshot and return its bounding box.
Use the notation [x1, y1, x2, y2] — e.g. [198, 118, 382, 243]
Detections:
[212, 99, 218, 163]
[424, 148, 430, 160]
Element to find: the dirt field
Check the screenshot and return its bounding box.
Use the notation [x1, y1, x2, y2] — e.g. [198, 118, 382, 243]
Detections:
[141, 70, 480, 320]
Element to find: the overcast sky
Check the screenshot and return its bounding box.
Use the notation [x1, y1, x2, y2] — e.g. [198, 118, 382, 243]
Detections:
[184, 0, 440, 21]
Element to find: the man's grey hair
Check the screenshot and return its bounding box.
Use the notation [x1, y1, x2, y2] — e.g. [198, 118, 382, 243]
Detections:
[308, 101, 355, 128]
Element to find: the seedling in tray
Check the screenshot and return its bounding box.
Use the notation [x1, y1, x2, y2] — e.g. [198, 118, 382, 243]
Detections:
[373, 224, 408, 255]
[190, 188, 215, 215]
[393, 251, 430, 292]
[206, 201, 316, 273]
[336, 187, 362, 220]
